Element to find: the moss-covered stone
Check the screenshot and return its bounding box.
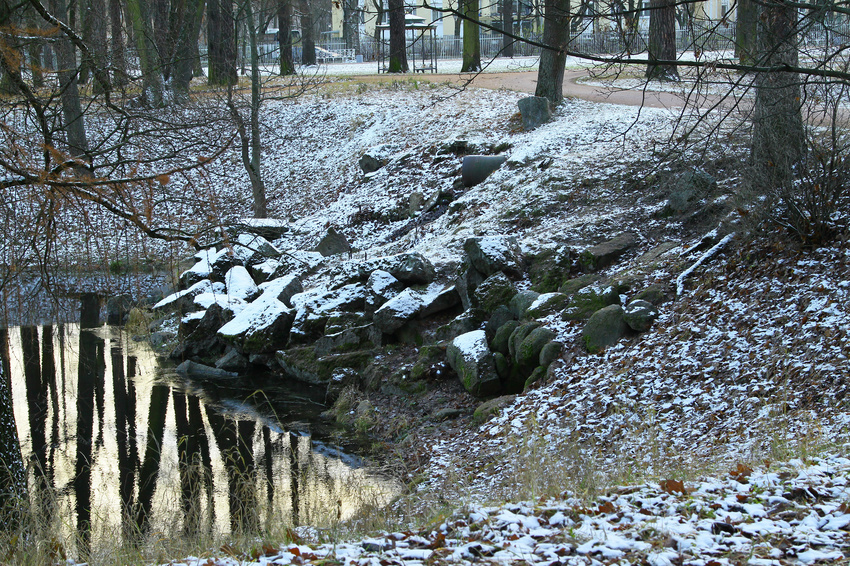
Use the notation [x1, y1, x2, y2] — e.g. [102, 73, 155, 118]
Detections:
[276, 347, 375, 385]
[485, 305, 516, 342]
[446, 330, 501, 397]
[509, 290, 540, 319]
[624, 299, 660, 332]
[435, 308, 487, 342]
[409, 342, 449, 381]
[582, 305, 628, 353]
[525, 292, 570, 320]
[528, 248, 574, 293]
[493, 351, 511, 379]
[516, 327, 557, 375]
[472, 395, 516, 425]
[561, 284, 620, 321]
[325, 311, 369, 335]
[633, 285, 667, 306]
[524, 366, 548, 391]
[473, 272, 517, 312]
[539, 340, 563, 367]
[508, 321, 541, 359]
[491, 320, 520, 356]
[558, 274, 600, 296]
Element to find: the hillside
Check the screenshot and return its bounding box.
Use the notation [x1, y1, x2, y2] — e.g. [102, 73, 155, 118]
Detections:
[146, 69, 850, 565]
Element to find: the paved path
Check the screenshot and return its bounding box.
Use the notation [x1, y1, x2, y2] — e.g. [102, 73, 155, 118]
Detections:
[419, 68, 692, 109]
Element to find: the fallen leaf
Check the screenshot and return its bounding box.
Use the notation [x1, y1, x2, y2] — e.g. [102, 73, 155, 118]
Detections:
[661, 479, 686, 495]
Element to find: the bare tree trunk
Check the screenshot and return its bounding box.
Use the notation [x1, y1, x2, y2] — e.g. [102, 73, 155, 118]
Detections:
[51, 0, 90, 156]
[127, 0, 166, 104]
[736, 0, 757, 66]
[751, 0, 803, 189]
[461, 0, 480, 72]
[387, 0, 407, 72]
[646, 0, 678, 81]
[501, 0, 513, 57]
[0, 329, 27, 533]
[208, 0, 237, 84]
[278, 0, 295, 74]
[535, 0, 569, 103]
[300, 0, 316, 65]
[109, 0, 126, 86]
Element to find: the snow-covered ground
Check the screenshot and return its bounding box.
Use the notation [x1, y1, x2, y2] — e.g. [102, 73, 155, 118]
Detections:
[55, 72, 846, 564]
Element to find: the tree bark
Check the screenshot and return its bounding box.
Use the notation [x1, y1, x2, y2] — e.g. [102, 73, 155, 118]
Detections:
[751, 0, 804, 189]
[126, 0, 166, 104]
[387, 0, 407, 72]
[501, 0, 514, 57]
[646, 0, 678, 81]
[535, 0, 569, 103]
[109, 0, 127, 86]
[0, 329, 27, 533]
[208, 0, 237, 85]
[51, 0, 90, 156]
[278, 0, 295, 75]
[300, 0, 316, 65]
[736, 0, 757, 66]
[461, 0, 480, 72]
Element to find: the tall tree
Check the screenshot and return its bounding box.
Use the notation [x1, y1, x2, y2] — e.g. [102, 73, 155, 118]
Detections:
[208, 0, 237, 85]
[0, 329, 27, 533]
[49, 0, 90, 156]
[501, 0, 513, 57]
[751, 0, 804, 189]
[736, 0, 757, 66]
[535, 0, 569, 103]
[278, 0, 295, 75]
[300, 0, 316, 65]
[126, 0, 166, 104]
[109, 0, 127, 85]
[646, 0, 678, 81]
[387, 0, 407, 72]
[460, 0, 480, 72]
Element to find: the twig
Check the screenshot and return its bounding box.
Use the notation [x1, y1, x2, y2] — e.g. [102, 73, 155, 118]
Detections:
[676, 232, 735, 296]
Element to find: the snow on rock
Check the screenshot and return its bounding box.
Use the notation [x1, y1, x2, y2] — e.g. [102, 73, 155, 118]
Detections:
[447, 329, 500, 397]
[225, 265, 259, 300]
[258, 273, 303, 307]
[373, 288, 425, 333]
[217, 295, 294, 354]
[154, 279, 223, 310]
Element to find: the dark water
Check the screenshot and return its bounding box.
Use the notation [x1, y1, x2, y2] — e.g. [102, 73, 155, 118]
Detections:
[3, 324, 397, 550]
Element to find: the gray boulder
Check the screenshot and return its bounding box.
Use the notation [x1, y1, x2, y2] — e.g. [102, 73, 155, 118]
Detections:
[446, 330, 501, 397]
[232, 233, 281, 266]
[516, 326, 557, 375]
[224, 265, 260, 301]
[667, 169, 717, 214]
[491, 319, 520, 356]
[218, 297, 295, 354]
[418, 285, 462, 319]
[525, 292, 570, 320]
[259, 274, 303, 308]
[464, 236, 524, 279]
[485, 305, 516, 342]
[456, 259, 487, 311]
[365, 270, 404, 314]
[315, 227, 351, 257]
[215, 348, 250, 372]
[380, 252, 436, 285]
[624, 299, 660, 332]
[517, 96, 553, 130]
[508, 321, 541, 359]
[435, 308, 487, 342]
[582, 233, 640, 271]
[509, 290, 540, 319]
[270, 250, 325, 280]
[474, 272, 518, 312]
[175, 360, 238, 379]
[582, 305, 628, 353]
[373, 289, 424, 334]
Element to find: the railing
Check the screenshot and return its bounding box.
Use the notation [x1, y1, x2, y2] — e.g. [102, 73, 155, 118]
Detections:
[199, 19, 850, 69]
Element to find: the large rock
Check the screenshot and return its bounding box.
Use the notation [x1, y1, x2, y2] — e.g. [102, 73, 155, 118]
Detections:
[172, 303, 231, 361]
[176, 360, 238, 379]
[380, 252, 436, 285]
[180, 248, 227, 287]
[418, 285, 462, 319]
[315, 227, 351, 257]
[225, 265, 260, 301]
[456, 259, 487, 311]
[258, 274, 303, 307]
[525, 292, 570, 320]
[446, 330, 501, 397]
[562, 284, 620, 321]
[230, 217, 289, 240]
[154, 279, 224, 313]
[365, 270, 404, 314]
[464, 236, 524, 279]
[517, 96, 553, 130]
[289, 284, 368, 343]
[509, 290, 540, 319]
[314, 325, 378, 356]
[667, 169, 717, 214]
[516, 326, 557, 375]
[623, 299, 660, 332]
[435, 308, 487, 342]
[373, 288, 424, 334]
[528, 247, 574, 293]
[232, 233, 281, 266]
[473, 272, 517, 312]
[218, 296, 295, 354]
[582, 305, 628, 353]
[270, 250, 325, 280]
[582, 233, 640, 271]
[509, 321, 541, 359]
[359, 144, 397, 173]
[491, 319, 520, 356]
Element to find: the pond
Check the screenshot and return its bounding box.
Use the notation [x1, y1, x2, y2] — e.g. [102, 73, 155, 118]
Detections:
[3, 323, 399, 553]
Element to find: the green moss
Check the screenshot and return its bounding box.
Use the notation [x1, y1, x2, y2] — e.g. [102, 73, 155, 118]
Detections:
[528, 248, 574, 293]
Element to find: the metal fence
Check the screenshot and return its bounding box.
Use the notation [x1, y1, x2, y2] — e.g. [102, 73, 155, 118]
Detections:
[208, 19, 850, 69]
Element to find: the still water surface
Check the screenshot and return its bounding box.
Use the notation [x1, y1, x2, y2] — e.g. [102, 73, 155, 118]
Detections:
[5, 324, 397, 549]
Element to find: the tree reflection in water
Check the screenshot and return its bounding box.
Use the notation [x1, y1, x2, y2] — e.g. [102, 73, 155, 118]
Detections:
[4, 323, 398, 555]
